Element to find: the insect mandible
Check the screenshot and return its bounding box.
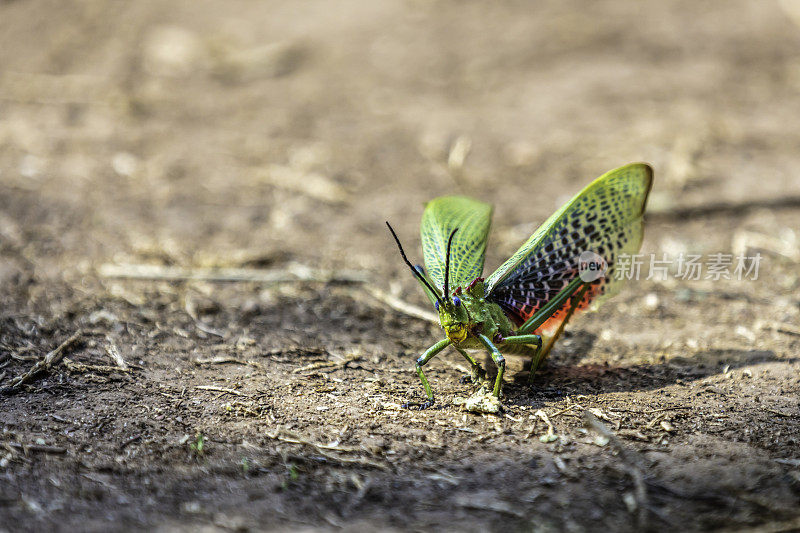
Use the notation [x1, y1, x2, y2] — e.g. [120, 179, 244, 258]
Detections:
[386, 163, 653, 410]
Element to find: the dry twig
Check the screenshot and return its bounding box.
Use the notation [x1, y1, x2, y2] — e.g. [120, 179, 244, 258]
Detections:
[0, 331, 84, 395]
[193, 356, 262, 368]
[292, 353, 361, 374]
[99, 263, 368, 284]
[534, 409, 558, 442]
[453, 494, 525, 518]
[104, 336, 128, 370]
[760, 321, 800, 338]
[265, 430, 361, 453]
[583, 410, 649, 526]
[266, 430, 390, 471]
[4, 442, 67, 454]
[119, 434, 142, 450]
[62, 358, 132, 374]
[194, 385, 246, 396]
[363, 285, 439, 323]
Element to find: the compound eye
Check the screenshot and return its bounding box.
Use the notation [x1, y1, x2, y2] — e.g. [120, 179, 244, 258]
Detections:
[452, 296, 461, 307]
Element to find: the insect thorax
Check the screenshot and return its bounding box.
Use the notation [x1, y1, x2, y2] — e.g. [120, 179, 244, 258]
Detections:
[437, 280, 515, 344]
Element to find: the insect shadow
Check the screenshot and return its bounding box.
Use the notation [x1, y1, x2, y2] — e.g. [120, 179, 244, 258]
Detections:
[503, 347, 786, 405]
[467, 329, 597, 382]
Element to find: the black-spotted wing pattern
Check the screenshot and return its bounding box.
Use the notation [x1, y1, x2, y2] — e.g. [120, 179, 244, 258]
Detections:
[485, 163, 653, 332]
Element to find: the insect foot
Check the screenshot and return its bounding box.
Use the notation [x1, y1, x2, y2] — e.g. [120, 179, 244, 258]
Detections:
[459, 365, 486, 385]
[402, 399, 436, 410]
[469, 365, 487, 384]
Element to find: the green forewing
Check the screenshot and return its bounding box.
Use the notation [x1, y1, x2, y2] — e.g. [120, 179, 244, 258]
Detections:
[485, 163, 653, 326]
[421, 196, 493, 296]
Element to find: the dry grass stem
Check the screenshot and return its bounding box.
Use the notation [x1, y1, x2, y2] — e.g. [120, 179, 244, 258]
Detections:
[583, 410, 649, 526]
[363, 285, 439, 323]
[99, 263, 369, 284]
[0, 331, 84, 395]
[292, 353, 361, 374]
[194, 385, 246, 396]
[104, 336, 128, 370]
[266, 430, 390, 471]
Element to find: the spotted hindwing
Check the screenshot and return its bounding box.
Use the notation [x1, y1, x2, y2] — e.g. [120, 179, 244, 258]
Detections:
[485, 163, 653, 331]
[420, 196, 493, 300]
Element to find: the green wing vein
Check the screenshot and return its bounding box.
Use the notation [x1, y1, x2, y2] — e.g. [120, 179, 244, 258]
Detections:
[421, 196, 493, 295]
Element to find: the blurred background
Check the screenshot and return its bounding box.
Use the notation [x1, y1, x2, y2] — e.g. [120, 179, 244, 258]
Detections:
[2, 0, 799, 280]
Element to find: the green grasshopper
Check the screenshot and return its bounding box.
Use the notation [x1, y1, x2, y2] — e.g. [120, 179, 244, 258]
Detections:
[387, 163, 653, 409]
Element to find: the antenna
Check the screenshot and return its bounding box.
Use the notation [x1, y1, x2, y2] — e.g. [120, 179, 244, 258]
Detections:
[385, 222, 445, 307]
[443, 228, 458, 300]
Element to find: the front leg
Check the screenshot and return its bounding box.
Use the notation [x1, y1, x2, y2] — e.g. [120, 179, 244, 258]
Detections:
[476, 334, 506, 397]
[405, 338, 451, 410]
[531, 283, 591, 382]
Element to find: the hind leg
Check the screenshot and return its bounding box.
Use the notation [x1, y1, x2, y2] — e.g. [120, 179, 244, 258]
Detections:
[528, 283, 591, 383]
[498, 334, 543, 383]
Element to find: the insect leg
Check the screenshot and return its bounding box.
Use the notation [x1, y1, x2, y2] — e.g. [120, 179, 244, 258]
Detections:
[407, 338, 451, 409]
[516, 277, 588, 335]
[528, 283, 591, 383]
[498, 334, 545, 384]
[476, 334, 505, 397]
[500, 334, 542, 346]
[452, 345, 486, 384]
[538, 282, 591, 361]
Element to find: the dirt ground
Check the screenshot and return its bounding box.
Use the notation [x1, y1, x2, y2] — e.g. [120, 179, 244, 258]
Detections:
[2, 1, 800, 531]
